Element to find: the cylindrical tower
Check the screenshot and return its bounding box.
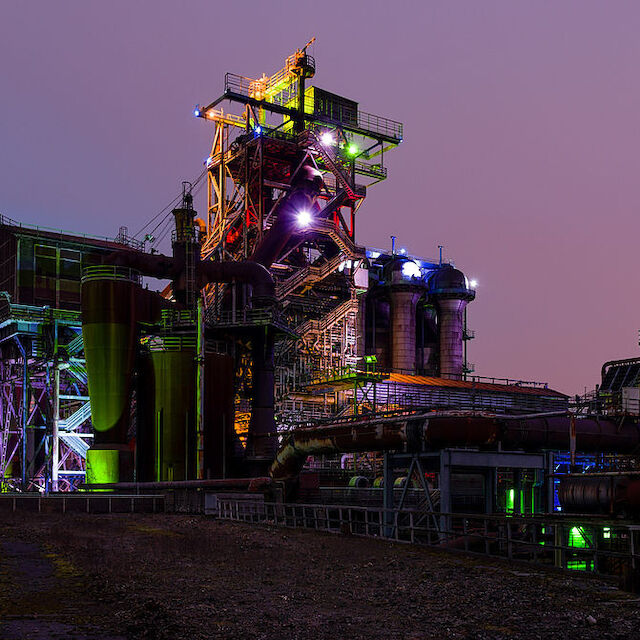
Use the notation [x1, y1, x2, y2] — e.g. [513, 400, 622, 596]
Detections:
[247, 331, 277, 463]
[81, 266, 141, 483]
[148, 338, 197, 481]
[428, 266, 475, 380]
[385, 257, 425, 374]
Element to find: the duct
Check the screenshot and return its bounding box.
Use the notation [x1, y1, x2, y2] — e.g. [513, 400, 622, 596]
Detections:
[270, 412, 640, 482]
[252, 165, 323, 268]
[500, 417, 640, 453]
[106, 249, 275, 302]
[106, 249, 177, 280]
[197, 260, 275, 302]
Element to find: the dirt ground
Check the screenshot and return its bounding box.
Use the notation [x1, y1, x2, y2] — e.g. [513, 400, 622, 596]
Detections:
[0, 513, 639, 639]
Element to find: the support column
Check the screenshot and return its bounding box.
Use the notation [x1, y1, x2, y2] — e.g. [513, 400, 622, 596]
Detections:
[436, 298, 468, 380]
[52, 363, 60, 492]
[196, 296, 205, 479]
[383, 452, 394, 537]
[439, 450, 452, 539]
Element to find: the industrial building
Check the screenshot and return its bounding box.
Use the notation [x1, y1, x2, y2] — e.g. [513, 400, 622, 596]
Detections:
[2, 41, 640, 586]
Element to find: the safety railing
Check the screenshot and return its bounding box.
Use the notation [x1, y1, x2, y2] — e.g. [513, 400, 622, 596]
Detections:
[0, 493, 164, 514]
[81, 265, 142, 284]
[217, 499, 640, 583]
[0, 214, 137, 247]
[223, 73, 403, 142]
[0, 303, 82, 326]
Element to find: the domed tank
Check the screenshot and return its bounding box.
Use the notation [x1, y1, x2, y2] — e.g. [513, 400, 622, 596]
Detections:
[428, 265, 475, 380]
[82, 266, 141, 484]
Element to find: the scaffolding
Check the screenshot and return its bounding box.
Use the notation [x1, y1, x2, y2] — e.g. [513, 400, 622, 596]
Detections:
[0, 302, 91, 491]
[197, 41, 403, 427]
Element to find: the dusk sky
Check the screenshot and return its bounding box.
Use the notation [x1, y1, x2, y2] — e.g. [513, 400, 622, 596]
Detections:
[2, 1, 640, 395]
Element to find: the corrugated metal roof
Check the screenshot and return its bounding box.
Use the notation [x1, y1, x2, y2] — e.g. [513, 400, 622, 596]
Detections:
[386, 374, 567, 398]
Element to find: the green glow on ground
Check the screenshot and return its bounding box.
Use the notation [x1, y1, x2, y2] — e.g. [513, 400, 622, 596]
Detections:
[86, 449, 119, 485]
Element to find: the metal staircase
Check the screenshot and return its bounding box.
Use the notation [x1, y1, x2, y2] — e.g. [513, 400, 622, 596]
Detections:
[276, 253, 345, 299]
[300, 130, 361, 200]
[308, 218, 364, 257]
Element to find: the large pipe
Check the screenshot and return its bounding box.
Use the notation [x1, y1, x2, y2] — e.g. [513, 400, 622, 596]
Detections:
[558, 475, 640, 515]
[270, 413, 640, 482]
[252, 165, 323, 268]
[107, 249, 275, 304]
[196, 261, 275, 302]
[79, 476, 272, 492]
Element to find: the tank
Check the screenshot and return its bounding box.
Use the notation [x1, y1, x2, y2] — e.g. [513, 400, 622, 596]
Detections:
[558, 475, 640, 515]
[427, 265, 475, 380]
[348, 475, 370, 488]
[82, 266, 141, 483]
[149, 340, 196, 481]
[384, 257, 425, 374]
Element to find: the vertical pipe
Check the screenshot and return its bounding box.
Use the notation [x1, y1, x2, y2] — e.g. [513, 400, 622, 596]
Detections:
[196, 296, 205, 479]
[52, 363, 60, 491]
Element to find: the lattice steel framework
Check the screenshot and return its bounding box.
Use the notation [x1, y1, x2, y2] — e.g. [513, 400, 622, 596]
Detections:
[0, 304, 91, 492]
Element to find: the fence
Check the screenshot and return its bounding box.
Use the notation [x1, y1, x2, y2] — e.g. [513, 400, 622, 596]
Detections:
[217, 498, 640, 583]
[0, 493, 164, 514]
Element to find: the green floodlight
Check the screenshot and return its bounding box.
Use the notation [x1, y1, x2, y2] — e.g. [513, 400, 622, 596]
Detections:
[346, 142, 359, 156]
[364, 355, 377, 364]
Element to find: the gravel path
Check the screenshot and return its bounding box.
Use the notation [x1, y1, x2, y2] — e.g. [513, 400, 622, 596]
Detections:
[1, 512, 639, 639]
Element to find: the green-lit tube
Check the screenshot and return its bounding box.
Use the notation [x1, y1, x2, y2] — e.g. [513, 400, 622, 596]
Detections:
[86, 449, 119, 485]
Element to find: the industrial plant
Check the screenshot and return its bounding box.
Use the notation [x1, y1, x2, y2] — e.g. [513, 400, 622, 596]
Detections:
[1, 41, 639, 589]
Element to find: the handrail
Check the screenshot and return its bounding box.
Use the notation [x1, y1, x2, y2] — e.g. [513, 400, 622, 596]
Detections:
[222, 73, 403, 142]
[81, 265, 142, 284]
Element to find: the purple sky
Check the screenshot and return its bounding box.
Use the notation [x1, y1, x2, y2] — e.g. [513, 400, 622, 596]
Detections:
[2, 1, 640, 395]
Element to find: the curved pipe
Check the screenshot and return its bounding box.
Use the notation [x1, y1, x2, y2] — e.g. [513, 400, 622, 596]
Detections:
[105, 251, 275, 301]
[252, 165, 323, 268]
[106, 249, 177, 280]
[270, 413, 640, 482]
[600, 357, 640, 386]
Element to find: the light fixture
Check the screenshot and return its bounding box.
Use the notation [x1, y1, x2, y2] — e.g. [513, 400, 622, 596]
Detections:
[193, 107, 200, 117]
[470, 279, 478, 289]
[297, 210, 312, 227]
[254, 125, 262, 135]
[401, 261, 421, 279]
[346, 142, 359, 156]
[320, 131, 335, 146]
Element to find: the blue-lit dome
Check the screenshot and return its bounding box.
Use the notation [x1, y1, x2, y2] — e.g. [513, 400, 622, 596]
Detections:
[427, 265, 475, 300]
[383, 256, 424, 285]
